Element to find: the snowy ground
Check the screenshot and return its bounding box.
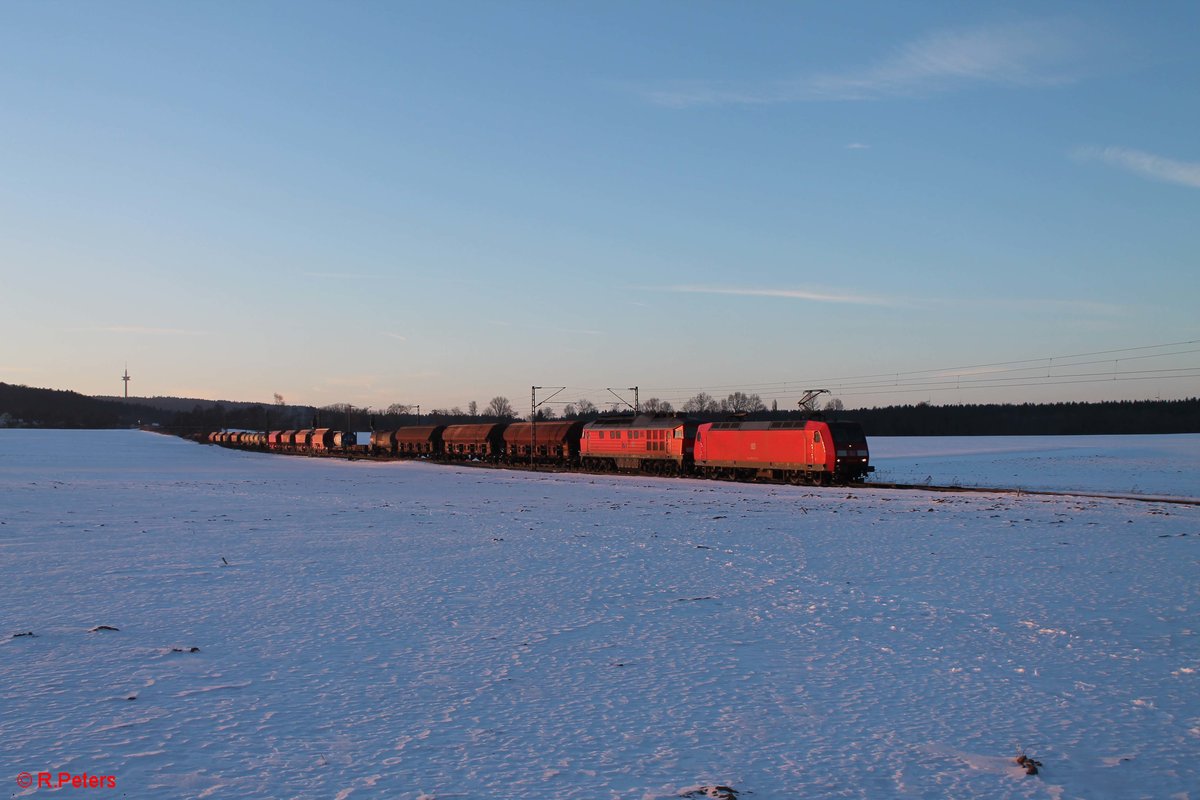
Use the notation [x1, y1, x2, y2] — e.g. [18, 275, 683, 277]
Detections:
[2, 430, 1197, 799]
[869, 434, 1200, 500]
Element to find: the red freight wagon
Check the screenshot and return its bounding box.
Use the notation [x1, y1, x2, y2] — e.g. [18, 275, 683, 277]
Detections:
[393, 425, 445, 456]
[267, 430, 284, 450]
[501, 421, 584, 464]
[442, 423, 507, 459]
[580, 415, 695, 474]
[309, 428, 337, 451]
[694, 419, 872, 483]
[370, 430, 396, 455]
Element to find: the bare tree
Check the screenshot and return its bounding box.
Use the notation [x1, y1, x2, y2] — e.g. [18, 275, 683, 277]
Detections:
[534, 406, 557, 420]
[487, 396, 516, 419]
[386, 403, 411, 415]
[641, 398, 673, 415]
[562, 403, 577, 418]
[574, 398, 597, 417]
[725, 392, 766, 413]
[682, 392, 719, 414]
[824, 397, 844, 412]
[468, 400, 478, 416]
[274, 393, 285, 406]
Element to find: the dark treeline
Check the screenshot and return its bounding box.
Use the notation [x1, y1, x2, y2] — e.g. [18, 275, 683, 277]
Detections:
[166, 402, 316, 435]
[841, 398, 1200, 436]
[3, 382, 1197, 436]
[0, 383, 170, 428]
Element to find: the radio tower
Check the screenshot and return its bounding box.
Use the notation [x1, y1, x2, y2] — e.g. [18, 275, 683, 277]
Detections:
[122, 364, 131, 399]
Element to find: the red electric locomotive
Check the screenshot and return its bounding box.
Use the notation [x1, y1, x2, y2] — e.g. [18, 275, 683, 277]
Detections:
[694, 419, 872, 484]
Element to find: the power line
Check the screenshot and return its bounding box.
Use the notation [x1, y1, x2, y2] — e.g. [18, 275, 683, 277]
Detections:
[641, 338, 1200, 397]
[518, 339, 1198, 411]
[831, 371, 1200, 398]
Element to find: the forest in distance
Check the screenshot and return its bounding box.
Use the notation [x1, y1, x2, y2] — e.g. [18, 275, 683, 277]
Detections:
[2, 381, 1197, 437]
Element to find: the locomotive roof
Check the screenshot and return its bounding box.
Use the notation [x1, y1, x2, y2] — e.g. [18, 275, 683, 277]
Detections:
[707, 420, 813, 430]
[704, 419, 866, 435]
[583, 415, 686, 430]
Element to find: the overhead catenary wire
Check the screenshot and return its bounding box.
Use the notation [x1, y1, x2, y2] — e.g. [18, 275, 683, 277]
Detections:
[635, 338, 1200, 404]
[515, 339, 1197, 412]
[641, 338, 1200, 395]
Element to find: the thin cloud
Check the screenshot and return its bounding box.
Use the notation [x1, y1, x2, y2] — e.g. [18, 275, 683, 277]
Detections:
[553, 327, 605, 336]
[1074, 146, 1200, 189]
[1021, 298, 1123, 316]
[663, 285, 897, 307]
[661, 285, 1120, 316]
[641, 19, 1084, 108]
[68, 326, 208, 336]
[927, 295, 1123, 317]
[846, 142, 871, 150]
[322, 375, 380, 390]
[384, 332, 408, 342]
[304, 271, 375, 280]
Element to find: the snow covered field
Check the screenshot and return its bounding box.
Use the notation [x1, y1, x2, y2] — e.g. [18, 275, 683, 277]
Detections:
[2, 430, 1197, 799]
[869, 434, 1200, 500]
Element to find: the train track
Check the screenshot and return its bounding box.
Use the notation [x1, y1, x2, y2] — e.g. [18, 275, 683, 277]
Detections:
[220, 444, 1200, 507]
[371, 453, 1200, 507]
[857, 481, 1200, 507]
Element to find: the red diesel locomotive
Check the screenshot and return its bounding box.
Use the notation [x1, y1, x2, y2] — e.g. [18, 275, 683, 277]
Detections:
[579, 415, 695, 475]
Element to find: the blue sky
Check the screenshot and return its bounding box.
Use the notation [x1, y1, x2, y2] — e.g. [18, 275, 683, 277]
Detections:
[2, 1, 1197, 412]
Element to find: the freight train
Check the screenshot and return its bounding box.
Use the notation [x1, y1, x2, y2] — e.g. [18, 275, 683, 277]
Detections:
[205, 414, 874, 484]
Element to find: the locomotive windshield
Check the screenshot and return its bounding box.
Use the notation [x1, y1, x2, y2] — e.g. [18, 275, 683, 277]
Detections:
[826, 422, 868, 446]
